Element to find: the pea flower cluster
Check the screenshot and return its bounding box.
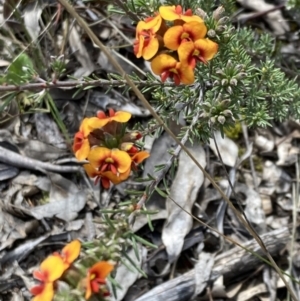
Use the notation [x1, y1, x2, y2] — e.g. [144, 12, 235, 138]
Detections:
[73, 109, 149, 189]
[133, 5, 218, 85]
[30, 240, 114, 301]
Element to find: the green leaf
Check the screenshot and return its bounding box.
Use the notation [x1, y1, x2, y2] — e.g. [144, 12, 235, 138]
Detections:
[6, 53, 35, 85]
[133, 234, 158, 248]
[155, 187, 168, 198]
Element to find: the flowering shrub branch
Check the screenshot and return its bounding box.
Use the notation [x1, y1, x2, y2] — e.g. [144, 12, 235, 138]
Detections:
[22, 1, 300, 301]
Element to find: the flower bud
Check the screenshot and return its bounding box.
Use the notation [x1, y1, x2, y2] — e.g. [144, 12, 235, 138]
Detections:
[223, 109, 233, 117]
[217, 115, 226, 124]
[210, 116, 216, 124]
[230, 78, 238, 86]
[207, 29, 216, 38]
[216, 25, 227, 32]
[220, 99, 231, 106]
[195, 8, 207, 19]
[217, 16, 229, 25]
[213, 6, 225, 21]
[236, 72, 247, 79]
[203, 102, 212, 109]
[235, 64, 245, 71]
[226, 60, 233, 68]
[221, 79, 228, 86]
[213, 80, 220, 86]
[226, 86, 233, 94]
[216, 69, 225, 76]
[199, 112, 209, 119]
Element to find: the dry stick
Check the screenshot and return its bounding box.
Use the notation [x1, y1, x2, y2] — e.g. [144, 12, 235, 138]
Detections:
[0, 146, 80, 173]
[136, 226, 291, 301]
[0, 79, 169, 92]
[57, 1, 297, 299]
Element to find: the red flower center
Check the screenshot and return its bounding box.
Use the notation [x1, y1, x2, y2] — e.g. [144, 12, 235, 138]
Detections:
[100, 158, 118, 174]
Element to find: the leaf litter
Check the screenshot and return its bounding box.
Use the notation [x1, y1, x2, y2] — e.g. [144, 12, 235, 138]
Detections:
[0, 0, 299, 301]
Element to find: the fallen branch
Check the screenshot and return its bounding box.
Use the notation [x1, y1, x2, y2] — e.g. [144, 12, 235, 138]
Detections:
[136, 226, 290, 301]
[0, 79, 172, 92]
[0, 146, 80, 173]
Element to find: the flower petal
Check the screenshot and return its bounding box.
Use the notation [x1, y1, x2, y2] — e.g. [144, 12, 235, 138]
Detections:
[178, 41, 195, 66]
[33, 270, 46, 282]
[163, 25, 184, 50]
[88, 117, 109, 129]
[181, 15, 203, 23]
[132, 151, 150, 164]
[194, 38, 219, 62]
[88, 147, 112, 168]
[75, 138, 90, 161]
[62, 240, 81, 266]
[159, 5, 181, 21]
[142, 36, 159, 60]
[143, 14, 162, 33]
[110, 149, 132, 173]
[89, 261, 114, 280]
[32, 283, 54, 301]
[159, 5, 203, 23]
[80, 118, 93, 137]
[151, 54, 177, 75]
[30, 284, 45, 296]
[85, 277, 92, 300]
[178, 63, 195, 85]
[183, 21, 207, 40]
[112, 111, 131, 123]
[84, 163, 101, 178]
[102, 168, 131, 185]
[40, 255, 65, 282]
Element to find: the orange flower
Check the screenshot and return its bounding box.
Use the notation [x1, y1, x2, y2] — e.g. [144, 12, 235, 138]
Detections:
[151, 54, 194, 85]
[30, 256, 65, 301]
[134, 14, 162, 60]
[53, 240, 81, 270]
[163, 21, 207, 50]
[84, 261, 114, 300]
[159, 5, 202, 23]
[73, 118, 92, 161]
[178, 40, 218, 68]
[88, 109, 131, 129]
[88, 147, 132, 174]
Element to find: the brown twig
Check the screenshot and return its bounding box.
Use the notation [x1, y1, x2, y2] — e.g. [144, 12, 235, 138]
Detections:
[0, 79, 170, 92]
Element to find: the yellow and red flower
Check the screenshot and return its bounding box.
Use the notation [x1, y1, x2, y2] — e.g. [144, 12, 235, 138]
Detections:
[30, 255, 65, 301]
[159, 5, 203, 23]
[88, 147, 132, 174]
[178, 39, 218, 68]
[88, 109, 131, 129]
[84, 261, 114, 300]
[73, 118, 93, 161]
[84, 147, 132, 188]
[163, 21, 207, 50]
[151, 54, 194, 85]
[53, 240, 81, 270]
[134, 14, 163, 60]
